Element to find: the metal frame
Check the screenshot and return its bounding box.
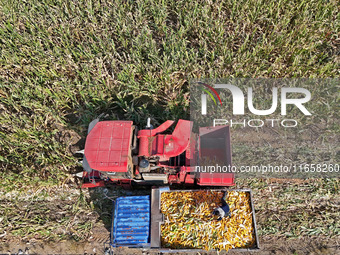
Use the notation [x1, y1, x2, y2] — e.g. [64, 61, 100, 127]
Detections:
[149, 188, 260, 252]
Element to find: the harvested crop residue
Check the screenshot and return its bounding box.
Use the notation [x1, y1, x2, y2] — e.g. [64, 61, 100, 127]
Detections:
[160, 190, 256, 251]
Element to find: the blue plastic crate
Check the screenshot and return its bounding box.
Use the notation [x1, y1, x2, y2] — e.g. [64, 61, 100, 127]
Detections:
[111, 195, 150, 247]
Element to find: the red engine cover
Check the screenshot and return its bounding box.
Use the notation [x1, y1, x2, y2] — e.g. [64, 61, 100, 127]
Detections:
[84, 121, 133, 172]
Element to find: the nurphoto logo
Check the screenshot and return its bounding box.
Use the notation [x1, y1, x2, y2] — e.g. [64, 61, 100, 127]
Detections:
[198, 82, 312, 128]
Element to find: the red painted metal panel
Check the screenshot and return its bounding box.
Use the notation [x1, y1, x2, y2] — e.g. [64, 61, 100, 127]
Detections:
[84, 121, 133, 172]
[137, 120, 192, 160]
[198, 125, 234, 186]
[162, 119, 192, 158]
[152, 135, 165, 155]
[82, 180, 106, 188]
[199, 125, 232, 166]
[197, 173, 234, 186]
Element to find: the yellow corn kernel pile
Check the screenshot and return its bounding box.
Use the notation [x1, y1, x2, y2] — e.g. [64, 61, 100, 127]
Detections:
[160, 190, 255, 251]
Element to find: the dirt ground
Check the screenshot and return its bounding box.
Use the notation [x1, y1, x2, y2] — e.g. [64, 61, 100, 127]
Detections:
[1, 178, 339, 255]
[2, 235, 339, 255]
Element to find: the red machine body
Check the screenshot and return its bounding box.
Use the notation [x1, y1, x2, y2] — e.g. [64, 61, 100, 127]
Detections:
[81, 119, 234, 188]
[84, 121, 133, 173]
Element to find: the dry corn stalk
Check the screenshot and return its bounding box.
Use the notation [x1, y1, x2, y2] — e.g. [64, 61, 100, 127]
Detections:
[160, 190, 255, 251]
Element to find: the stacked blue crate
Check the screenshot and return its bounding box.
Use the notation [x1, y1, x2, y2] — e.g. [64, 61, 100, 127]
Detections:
[111, 195, 150, 247]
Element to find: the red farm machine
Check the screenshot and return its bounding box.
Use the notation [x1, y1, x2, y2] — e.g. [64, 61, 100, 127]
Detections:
[77, 118, 259, 252]
[78, 118, 234, 188]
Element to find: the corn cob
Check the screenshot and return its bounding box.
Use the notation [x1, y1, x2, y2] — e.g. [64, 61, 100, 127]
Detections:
[160, 190, 255, 251]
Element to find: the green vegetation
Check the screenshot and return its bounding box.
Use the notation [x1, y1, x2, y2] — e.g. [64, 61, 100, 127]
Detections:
[0, 0, 338, 248]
